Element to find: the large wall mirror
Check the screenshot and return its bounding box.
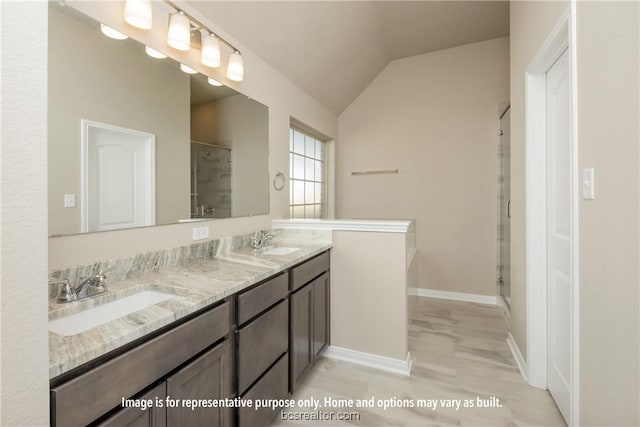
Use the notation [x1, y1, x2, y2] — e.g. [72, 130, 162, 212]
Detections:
[48, 3, 269, 237]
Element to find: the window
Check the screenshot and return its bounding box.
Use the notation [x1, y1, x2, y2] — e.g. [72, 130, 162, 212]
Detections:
[289, 127, 324, 219]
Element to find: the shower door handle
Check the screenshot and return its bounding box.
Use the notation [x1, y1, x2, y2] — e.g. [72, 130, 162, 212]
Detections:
[506, 200, 511, 218]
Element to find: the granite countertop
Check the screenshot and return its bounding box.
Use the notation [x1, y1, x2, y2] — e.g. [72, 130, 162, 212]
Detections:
[49, 236, 331, 380]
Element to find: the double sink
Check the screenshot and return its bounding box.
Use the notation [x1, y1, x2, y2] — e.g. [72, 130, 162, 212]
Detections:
[48, 247, 300, 337]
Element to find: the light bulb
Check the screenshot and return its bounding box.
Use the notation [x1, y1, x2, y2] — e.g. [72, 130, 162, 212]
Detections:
[226, 51, 244, 82]
[124, 0, 152, 30]
[168, 11, 190, 51]
[200, 31, 221, 68]
[180, 64, 198, 74]
[100, 23, 128, 40]
[208, 77, 223, 86]
[145, 46, 167, 59]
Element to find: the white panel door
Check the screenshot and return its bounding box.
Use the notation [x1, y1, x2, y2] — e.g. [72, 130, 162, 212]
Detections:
[546, 48, 571, 423]
[83, 121, 155, 232]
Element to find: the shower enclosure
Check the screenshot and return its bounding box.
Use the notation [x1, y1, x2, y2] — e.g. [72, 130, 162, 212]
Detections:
[498, 107, 511, 308]
[191, 141, 232, 219]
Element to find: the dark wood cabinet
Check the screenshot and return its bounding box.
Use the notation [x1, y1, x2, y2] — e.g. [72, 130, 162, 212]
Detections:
[96, 383, 167, 427]
[289, 254, 330, 393]
[237, 272, 288, 325]
[51, 302, 231, 427]
[97, 340, 231, 427]
[237, 300, 289, 394]
[290, 282, 313, 391]
[238, 354, 289, 427]
[236, 273, 290, 427]
[166, 341, 232, 427]
[291, 251, 330, 292]
[312, 272, 330, 359]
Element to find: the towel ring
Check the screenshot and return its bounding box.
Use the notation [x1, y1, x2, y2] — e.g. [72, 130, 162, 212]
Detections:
[273, 171, 285, 191]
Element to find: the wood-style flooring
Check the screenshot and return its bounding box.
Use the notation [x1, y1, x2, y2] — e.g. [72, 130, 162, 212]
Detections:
[274, 297, 566, 427]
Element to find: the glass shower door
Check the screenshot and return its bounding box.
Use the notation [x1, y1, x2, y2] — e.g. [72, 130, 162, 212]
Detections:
[498, 107, 511, 308]
[191, 142, 232, 219]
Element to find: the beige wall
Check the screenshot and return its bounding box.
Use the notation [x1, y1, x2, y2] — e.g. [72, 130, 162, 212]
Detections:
[228, 96, 270, 217]
[48, 5, 190, 235]
[198, 95, 270, 217]
[336, 37, 509, 297]
[576, 2, 639, 424]
[509, 0, 568, 358]
[330, 231, 407, 360]
[191, 102, 223, 146]
[49, 1, 337, 270]
[0, 2, 50, 425]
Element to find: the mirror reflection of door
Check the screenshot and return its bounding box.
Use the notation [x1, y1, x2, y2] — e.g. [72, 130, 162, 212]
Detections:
[82, 120, 156, 232]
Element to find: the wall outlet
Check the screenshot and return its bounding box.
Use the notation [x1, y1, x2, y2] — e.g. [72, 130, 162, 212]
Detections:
[192, 226, 209, 241]
[64, 194, 76, 208]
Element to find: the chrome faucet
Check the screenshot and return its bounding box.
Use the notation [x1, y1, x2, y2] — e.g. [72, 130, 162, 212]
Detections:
[50, 271, 108, 303]
[250, 230, 275, 250]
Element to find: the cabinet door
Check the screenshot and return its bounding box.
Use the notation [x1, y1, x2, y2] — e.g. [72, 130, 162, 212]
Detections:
[96, 383, 166, 427]
[290, 283, 313, 392]
[166, 340, 231, 427]
[312, 272, 330, 360]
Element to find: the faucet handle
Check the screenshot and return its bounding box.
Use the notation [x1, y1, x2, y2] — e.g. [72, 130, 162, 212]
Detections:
[250, 230, 264, 249]
[263, 229, 275, 239]
[94, 270, 108, 291]
[52, 278, 77, 303]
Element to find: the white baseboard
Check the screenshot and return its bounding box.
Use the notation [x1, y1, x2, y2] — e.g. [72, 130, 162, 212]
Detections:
[496, 295, 511, 319]
[323, 346, 412, 377]
[410, 288, 497, 305]
[507, 333, 527, 382]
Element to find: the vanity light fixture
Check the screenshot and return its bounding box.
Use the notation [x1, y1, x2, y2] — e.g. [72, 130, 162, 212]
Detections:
[200, 31, 221, 68]
[100, 23, 128, 40]
[145, 46, 167, 59]
[124, 0, 152, 30]
[167, 11, 191, 51]
[226, 51, 244, 82]
[180, 63, 198, 74]
[208, 77, 223, 86]
[164, 1, 244, 82]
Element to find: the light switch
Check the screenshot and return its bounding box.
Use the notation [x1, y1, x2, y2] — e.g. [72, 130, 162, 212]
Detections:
[64, 194, 76, 208]
[582, 168, 595, 200]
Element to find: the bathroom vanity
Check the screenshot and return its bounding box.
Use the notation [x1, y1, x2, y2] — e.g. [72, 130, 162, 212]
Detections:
[48, 238, 331, 427]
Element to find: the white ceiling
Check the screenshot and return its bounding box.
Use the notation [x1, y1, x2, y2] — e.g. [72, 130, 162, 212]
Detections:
[189, 1, 509, 114]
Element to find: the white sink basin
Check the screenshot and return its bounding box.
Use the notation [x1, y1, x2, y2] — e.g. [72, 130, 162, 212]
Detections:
[49, 290, 174, 336]
[261, 247, 300, 256]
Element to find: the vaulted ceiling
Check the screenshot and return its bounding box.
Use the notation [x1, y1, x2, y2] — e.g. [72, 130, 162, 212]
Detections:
[189, 1, 510, 114]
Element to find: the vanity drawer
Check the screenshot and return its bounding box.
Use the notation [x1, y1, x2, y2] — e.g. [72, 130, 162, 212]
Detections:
[237, 272, 288, 325]
[238, 354, 289, 427]
[290, 251, 330, 291]
[237, 300, 288, 394]
[95, 382, 167, 427]
[51, 301, 231, 427]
